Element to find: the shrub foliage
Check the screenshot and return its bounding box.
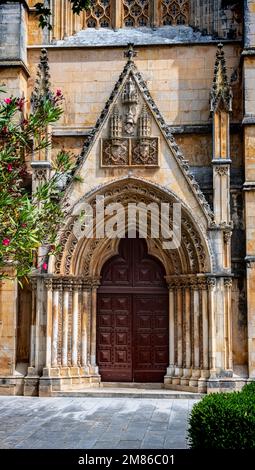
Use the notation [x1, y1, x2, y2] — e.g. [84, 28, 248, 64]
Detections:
[188, 386, 255, 449]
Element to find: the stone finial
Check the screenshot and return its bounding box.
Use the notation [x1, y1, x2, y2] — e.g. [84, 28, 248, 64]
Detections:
[124, 43, 138, 62]
[31, 48, 51, 111]
[210, 43, 233, 113]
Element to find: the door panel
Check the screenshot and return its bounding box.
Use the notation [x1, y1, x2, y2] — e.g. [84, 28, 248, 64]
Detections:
[133, 294, 169, 382]
[97, 237, 169, 383]
[97, 294, 132, 382]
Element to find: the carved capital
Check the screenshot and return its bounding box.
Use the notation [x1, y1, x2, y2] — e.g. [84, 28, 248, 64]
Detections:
[246, 257, 255, 269]
[44, 278, 53, 290]
[215, 165, 229, 176]
[62, 278, 73, 291]
[224, 278, 233, 288]
[72, 279, 83, 291]
[52, 278, 63, 291]
[207, 277, 216, 289]
[197, 278, 208, 290]
[224, 230, 232, 245]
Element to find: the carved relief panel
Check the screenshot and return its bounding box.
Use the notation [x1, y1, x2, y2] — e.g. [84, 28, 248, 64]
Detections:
[101, 77, 159, 168]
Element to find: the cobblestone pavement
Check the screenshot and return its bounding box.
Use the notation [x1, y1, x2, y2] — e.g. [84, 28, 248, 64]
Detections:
[0, 397, 198, 449]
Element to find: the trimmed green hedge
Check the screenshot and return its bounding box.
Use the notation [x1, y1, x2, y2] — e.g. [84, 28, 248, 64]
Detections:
[188, 384, 255, 449]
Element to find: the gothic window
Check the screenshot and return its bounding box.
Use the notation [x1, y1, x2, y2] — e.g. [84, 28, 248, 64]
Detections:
[160, 0, 189, 26]
[123, 0, 150, 27]
[85, 0, 111, 28]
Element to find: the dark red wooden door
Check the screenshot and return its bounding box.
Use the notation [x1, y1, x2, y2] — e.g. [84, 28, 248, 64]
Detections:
[97, 237, 169, 382]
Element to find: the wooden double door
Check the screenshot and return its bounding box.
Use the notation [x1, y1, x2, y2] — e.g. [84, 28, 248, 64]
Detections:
[97, 237, 169, 383]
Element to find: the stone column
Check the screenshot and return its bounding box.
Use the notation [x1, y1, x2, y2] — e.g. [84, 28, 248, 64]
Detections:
[190, 282, 201, 387]
[62, 279, 72, 369]
[181, 286, 192, 386]
[51, 280, 61, 369]
[71, 280, 79, 369]
[224, 278, 233, 372]
[243, 4, 255, 380]
[207, 277, 217, 377]
[172, 285, 183, 385]
[165, 285, 175, 383]
[246, 259, 255, 378]
[90, 280, 100, 374]
[44, 279, 53, 369]
[29, 278, 37, 369]
[81, 286, 90, 374]
[198, 279, 210, 392]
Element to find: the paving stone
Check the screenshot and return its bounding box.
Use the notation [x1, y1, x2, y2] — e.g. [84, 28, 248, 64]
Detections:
[0, 397, 196, 450]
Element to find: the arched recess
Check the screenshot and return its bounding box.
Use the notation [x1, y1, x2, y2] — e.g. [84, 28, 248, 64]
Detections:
[43, 178, 215, 389]
[52, 177, 213, 278]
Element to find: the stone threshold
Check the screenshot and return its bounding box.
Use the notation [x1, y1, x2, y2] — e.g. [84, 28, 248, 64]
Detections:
[52, 386, 203, 399]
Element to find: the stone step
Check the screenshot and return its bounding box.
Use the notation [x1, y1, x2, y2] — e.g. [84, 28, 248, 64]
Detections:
[101, 382, 164, 389]
[52, 387, 203, 399]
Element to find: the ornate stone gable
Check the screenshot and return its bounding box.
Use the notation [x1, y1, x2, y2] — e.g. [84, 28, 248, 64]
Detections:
[66, 44, 213, 223]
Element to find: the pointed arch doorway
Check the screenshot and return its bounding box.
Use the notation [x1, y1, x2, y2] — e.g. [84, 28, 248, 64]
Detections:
[97, 237, 169, 383]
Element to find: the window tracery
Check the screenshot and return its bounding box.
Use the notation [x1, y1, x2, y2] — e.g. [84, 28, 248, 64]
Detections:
[85, 0, 111, 28]
[160, 0, 189, 26]
[123, 0, 150, 27]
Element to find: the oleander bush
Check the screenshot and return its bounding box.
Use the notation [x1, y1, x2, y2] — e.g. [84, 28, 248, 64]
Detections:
[188, 386, 255, 449]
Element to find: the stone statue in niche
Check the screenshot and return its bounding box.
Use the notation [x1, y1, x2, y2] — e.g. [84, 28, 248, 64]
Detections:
[122, 76, 138, 135]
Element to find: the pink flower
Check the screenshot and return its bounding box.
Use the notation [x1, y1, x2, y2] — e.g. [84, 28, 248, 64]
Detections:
[56, 89, 62, 97]
[21, 223, 27, 228]
[7, 163, 13, 172]
[16, 98, 25, 111]
[42, 262, 48, 271]
[4, 98, 12, 105]
[2, 238, 10, 246]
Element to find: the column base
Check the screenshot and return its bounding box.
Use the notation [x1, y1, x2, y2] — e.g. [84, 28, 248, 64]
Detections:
[24, 376, 40, 396]
[180, 368, 192, 386]
[189, 369, 201, 387]
[198, 370, 210, 393]
[172, 367, 183, 385]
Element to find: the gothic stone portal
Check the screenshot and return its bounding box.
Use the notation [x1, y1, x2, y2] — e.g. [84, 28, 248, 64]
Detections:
[97, 237, 169, 382]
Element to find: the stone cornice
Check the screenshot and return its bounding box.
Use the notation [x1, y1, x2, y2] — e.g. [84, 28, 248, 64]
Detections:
[27, 39, 242, 51]
[51, 123, 242, 137]
[0, 59, 30, 77]
[242, 115, 255, 125]
[242, 48, 255, 57]
[243, 182, 255, 191]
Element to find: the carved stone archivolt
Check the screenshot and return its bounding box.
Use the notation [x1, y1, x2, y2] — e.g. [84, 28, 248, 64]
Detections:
[54, 178, 212, 279]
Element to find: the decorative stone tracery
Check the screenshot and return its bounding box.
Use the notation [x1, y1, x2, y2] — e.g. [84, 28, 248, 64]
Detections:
[85, 0, 112, 28]
[123, 0, 150, 27]
[160, 0, 190, 26]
